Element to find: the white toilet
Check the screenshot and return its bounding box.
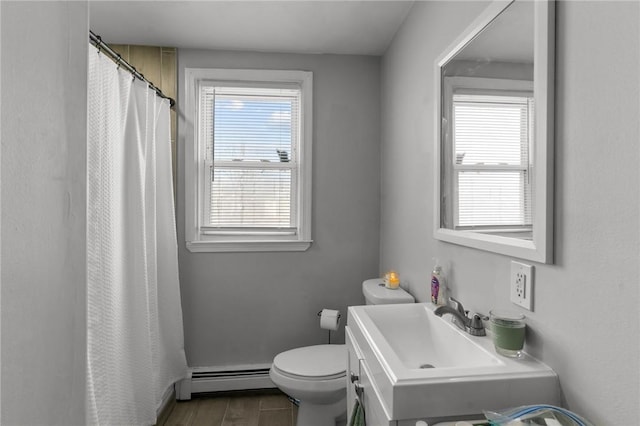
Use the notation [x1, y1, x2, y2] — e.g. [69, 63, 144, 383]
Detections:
[269, 278, 414, 426]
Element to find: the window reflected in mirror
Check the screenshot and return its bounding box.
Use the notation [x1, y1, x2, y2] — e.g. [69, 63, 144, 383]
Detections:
[442, 78, 534, 239]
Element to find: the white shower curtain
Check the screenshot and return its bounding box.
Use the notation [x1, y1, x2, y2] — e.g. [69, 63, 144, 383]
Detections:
[86, 45, 187, 425]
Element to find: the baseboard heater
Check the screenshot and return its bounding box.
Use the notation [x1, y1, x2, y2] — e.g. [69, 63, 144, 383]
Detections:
[177, 365, 275, 399]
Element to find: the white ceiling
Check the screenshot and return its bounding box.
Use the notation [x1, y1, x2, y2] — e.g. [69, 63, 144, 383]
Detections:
[89, 1, 415, 56]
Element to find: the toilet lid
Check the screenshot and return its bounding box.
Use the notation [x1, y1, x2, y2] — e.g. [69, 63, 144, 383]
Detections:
[273, 344, 346, 380]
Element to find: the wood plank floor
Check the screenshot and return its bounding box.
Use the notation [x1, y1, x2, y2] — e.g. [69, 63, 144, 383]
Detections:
[159, 390, 298, 426]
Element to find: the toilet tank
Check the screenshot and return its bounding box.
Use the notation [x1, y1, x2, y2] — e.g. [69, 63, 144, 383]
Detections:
[362, 278, 415, 305]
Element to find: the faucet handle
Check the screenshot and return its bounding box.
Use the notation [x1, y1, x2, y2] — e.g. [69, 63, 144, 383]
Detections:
[448, 297, 467, 318]
[469, 313, 487, 336]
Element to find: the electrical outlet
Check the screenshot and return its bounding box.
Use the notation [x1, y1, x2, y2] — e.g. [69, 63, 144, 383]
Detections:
[510, 261, 533, 311]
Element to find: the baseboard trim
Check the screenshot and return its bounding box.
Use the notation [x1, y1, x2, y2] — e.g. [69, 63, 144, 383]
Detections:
[156, 386, 176, 425]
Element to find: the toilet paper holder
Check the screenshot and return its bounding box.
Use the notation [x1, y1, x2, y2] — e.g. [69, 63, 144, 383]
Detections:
[317, 310, 342, 344]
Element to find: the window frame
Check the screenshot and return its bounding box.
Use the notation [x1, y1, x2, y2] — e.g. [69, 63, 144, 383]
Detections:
[184, 68, 313, 252]
[442, 76, 534, 236]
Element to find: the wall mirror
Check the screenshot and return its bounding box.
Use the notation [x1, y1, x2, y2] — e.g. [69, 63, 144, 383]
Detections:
[434, 0, 555, 263]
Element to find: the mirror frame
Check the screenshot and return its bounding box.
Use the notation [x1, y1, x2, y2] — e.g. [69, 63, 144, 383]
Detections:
[434, 0, 555, 264]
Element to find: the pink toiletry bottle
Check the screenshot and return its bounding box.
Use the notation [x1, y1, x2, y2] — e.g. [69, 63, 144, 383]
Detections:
[430, 259, 446, 306]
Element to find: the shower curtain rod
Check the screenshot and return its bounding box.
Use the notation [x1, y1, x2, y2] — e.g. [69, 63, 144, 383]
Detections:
[89, 30, 176, 108]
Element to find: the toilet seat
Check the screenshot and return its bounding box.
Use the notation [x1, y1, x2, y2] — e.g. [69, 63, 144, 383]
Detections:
[273, 344, 346, 380]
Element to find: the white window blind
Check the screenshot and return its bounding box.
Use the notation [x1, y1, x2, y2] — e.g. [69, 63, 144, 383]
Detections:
[200, 86, 300, 232]
[453, 93, 533, 229]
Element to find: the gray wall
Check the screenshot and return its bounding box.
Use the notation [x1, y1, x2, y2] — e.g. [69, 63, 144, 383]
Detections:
[177, 50, 381, 367]
[380, 1, 639, 424]
[1, 1, 88, 424]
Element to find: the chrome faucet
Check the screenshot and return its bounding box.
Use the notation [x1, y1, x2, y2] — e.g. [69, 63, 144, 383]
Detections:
[434, 297, 487, 336]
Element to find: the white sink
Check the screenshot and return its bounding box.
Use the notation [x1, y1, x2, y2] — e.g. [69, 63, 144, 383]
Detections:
[364, 302, 500, 370]
[347, 303, 560, 420]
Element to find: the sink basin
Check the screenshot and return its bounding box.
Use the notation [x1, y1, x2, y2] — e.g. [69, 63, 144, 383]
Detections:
[347, 303, 559, 420]
[364, 303, 500, 370]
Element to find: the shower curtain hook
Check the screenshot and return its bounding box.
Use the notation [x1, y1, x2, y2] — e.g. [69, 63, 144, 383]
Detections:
[116, 54, 122, 69]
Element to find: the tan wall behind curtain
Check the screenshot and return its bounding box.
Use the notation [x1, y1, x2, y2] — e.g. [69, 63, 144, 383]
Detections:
[111, 45, 178, 193]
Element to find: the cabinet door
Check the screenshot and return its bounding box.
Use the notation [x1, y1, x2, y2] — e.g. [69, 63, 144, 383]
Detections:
[345, 326, 362, 421]
[360, 359, 395, 426]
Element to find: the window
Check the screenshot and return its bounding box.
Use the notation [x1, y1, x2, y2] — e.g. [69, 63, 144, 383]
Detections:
[185, 69, 313, 252]
[442, 77, 533, 237]
[453, 92, 533, 230]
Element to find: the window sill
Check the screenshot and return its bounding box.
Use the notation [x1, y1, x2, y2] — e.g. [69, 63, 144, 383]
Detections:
[186, 239, 313, 253]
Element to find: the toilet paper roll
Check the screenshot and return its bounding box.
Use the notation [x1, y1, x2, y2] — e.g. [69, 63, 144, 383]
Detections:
[320, 309, 341, 331]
